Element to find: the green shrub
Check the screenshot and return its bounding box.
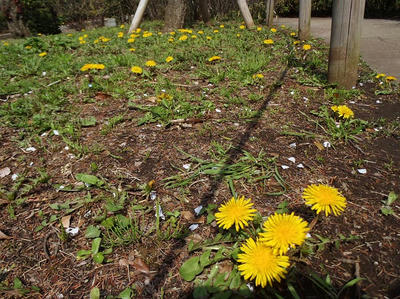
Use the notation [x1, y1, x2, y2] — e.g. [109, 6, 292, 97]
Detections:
[22, 0, 60, 35]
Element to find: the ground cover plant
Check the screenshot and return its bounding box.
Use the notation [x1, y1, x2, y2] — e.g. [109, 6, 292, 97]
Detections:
[0, 20, 400, 298]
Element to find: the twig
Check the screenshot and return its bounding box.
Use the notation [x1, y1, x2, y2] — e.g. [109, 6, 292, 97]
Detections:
[43, 231, 60, 260]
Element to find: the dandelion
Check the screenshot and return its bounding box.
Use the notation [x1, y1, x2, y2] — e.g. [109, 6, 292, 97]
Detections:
[127, 38, 135, 43]
[206, 36, 212, 40]
[331, 105, 354, 119]
[93, 39, 99, 44]
[208, 56, 221, 62]
[136, 28, 141, 33]
[3, 41, 9, 46]
[145, 60, 157, 67]
[375, 73, 386, 79]
[80, 64, 105, 71]
[165, 56, 174, 63]
[80, 40, 86, 44]
[259, 213, 309, 255]
[120, 24, 125, 29]
[238, 238, 290, 287]
[215, 196, 256, 231]
[39, 52, 47, 57]
[303, 184, 347, 216]
[257, 27, 262, 31]
[67, 33, 72, 37]
[220, 24, 225, 28]
[179, 35, 188, 41]
[118, 32, 124, 38]
[290, 32, 296, 37]
[25, 45, 32, 49]
[214, 29, 219, 33]
[253, 73, 264, 79]
[131, 66, 143, 74]
[83, 34, 88, 38]
[303, 44, 311, 50]
[236, 34, 241, 37]
[271, 28, 277, 33]
[191, 35, 197, 39]
[143, 32, 153, 38]
[293, 40, 300, 45]
[198, 30, 204, 34]
[263, 39, 274, 45]
[168, 38, 174, 42]
[240, 25, 246, 29]
[386, 76, 397, 82]
[129, 48, 135, 52]
[169, 31, 176, 35]
[281, 25, 286, 29]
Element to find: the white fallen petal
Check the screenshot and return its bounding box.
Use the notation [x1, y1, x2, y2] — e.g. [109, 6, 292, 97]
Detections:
[11, 174, 18, 181]
[376, 100, 382, 104]
[84, 210, 92, 218]
[297, 163, 304, 168]
[41, 132, 47, 137]
[25, 147, 36, 152]
[42, 71, 47, 76]
[183, 163, 191, 170]
[0, 167, 11, 178]
[64, 146, 69, 150]
[65, 227, 79, 236]
[357, 169, 367, 174]
[288, 157, 296, 163]
[323, 141, 331, 148]
[53, 130, 59, 136]
[306, 233, 311, 238]
[29, 162, 33, 166]
[246, 283, 254, 292]
[289, 142, 296, 148]
[281, 165, 289, 170]
[349, 101, 355, 104]
[303, 97, 309, 102]
[150, 191, 157, 200]
[58, 185, 65, 190]
[215, 108, 222, 113]
[155, 205, 165, 220]
[290, 91, 295, 95]
[194, 205, 203, 216]
[156, 124, 162, 128]
[189, 224, 199, 231]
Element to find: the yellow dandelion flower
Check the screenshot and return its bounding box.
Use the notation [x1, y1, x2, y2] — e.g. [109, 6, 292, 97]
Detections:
[214, 29, 219, 33]
[127, 38, 135, 43]
[129, 48, 135, 52]
[263, 39, 274, 45]
[67, 33, 72, 37]
[179, 35, 188, 41]
[294, 40, 300, 45]
[259, 213, 309, 255]
[80, 64, 105, 71]
[206, 36, 212, 40]
[375, 73, 386, 79]
[257, 27, 262, 31]
[169, 31, 176, 35]
[80, 40, 86, 44]
[270, 28, 277, 33]
[252, 73, 264, 79]
[93, 39, 99, 44]
[143, 32, 153, 38]
[237, 33, 241, 37]
[39, 52, 47, 57]
[168, 37, 174, 42]
[303, 44, 311, 50]
[331, 105, 354, 119]
[240, 25, 246, 30]
[25, 45, 32, 49]
[37, 33, 42, 36]
[220, 24, 225, 28]
[130, 33, 139, 38]
[281, 25, 286, 29]
[120, 24, 125, 29]
[215, 196, 256, 231]
[131, 66, 143, 74]
[198, 30, 204, 34]
[145, 60, 157, 67]
[3, 41, 9, 46]
[78, 36, 84, 41]
[118, 32, 124, 38]
[238, 238, 290, 288]
[208, 55, 221, 62]
[83, 34, 88, 38]
[165, 56, 174, 63]
[136, 28, 141, 33]
[386, 76, 397, 81]
[303, 184, 347, 216]
[191, 35, 197, 39]
[290, 32, 296, 37]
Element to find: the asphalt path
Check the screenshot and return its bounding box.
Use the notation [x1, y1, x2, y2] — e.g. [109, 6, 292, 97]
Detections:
[275, 17, 400, 79]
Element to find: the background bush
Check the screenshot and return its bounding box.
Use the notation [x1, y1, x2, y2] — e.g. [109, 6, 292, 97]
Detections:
[22, 0, 60, 34]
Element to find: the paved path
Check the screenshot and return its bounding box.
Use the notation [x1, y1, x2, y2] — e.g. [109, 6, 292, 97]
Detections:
[275, 18, 400, 79]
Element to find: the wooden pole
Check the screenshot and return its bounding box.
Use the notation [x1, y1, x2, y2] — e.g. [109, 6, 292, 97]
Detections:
[237, 0, 255, 29]
[265, 0, 274, 27]
[298, 0, 311, 40]
[328, 0, 366, 89]
[128, 0, 150, 34]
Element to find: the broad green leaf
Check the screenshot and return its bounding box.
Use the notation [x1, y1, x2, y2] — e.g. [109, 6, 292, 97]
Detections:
[85, 225, 101, 239]
[76, 249, 91, 260]
[90, 287, 100, 299]
[118, 287, 132, 299]
[179, 256, 203, 281]
[287, 283, 301, 299]
[105, 201, 124, 212]
[381, 206, 394, 216]
[103, 248, 113, 255]
[13, 277, 23, 289]
[229, 270, 242, 290]
[193, 286, 208, 299]
[80, 116, 97, 127]
[93, 252, 104, 264]
[91, 238, 102, 254]
[75, 173, 104, 187]
[200, 250, 212, 267]
[338, 278, 365, 297]
[387, 191, 398, 205]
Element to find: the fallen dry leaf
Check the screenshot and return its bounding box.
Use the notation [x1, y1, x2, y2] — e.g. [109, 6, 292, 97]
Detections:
[132, 258, 150, 275]
[0, 230, 11, 240]
[95, 92, 111, 101]
[181, 210, 194, 221]
[119, 258, 129, 267]
[61, 215, 71, 229]
[0, 199, 9, 206]
[0, 167, 11, 178]
[314, 141, 325, 151]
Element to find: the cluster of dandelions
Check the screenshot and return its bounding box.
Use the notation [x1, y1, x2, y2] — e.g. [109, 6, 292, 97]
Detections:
[214, 184, 347, 288]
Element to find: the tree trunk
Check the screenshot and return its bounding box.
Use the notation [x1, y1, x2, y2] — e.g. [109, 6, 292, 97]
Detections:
[328, 0, 366, 89]
[1, 0, 30, 37]
[265, 0, 274, 27]
[299, 0, 311, 40]
[163, 0, 186, 32]
[128, 0, 150, 34]
[198, 0, 210, 23]
[237, 0, 255, 29]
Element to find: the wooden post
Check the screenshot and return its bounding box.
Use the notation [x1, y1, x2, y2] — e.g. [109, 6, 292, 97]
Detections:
[237, 0, 255, 29]
[128, 0, 150, 34]
[265, 0, 274, 27]
[328, 0, 366, 89]
[298, 0, 311, 40]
